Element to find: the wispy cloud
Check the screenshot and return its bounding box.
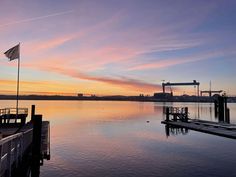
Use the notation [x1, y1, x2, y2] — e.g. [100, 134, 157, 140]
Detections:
[128, 48, 236, 71]
[22, 6, 208, 71]
[48, 67, 162, 92]
[23, 34, 77, 55]
[4, 6, 209, 73]
[0, 10, 74, 29]
[22, 63, 162, 93]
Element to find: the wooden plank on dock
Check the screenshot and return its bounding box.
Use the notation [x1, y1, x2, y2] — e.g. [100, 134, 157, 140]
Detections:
[162, 119, 236, 139]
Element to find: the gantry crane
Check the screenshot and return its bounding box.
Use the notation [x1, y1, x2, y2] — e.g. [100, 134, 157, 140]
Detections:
[162, 80, 200, 96]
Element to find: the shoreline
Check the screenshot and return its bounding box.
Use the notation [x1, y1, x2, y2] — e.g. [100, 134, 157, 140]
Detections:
[0, 95, 236, 103]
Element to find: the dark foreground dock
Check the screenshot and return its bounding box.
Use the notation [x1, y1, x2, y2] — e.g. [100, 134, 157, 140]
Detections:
[162, 106, 236, 140]
[0, 105, 50, 177]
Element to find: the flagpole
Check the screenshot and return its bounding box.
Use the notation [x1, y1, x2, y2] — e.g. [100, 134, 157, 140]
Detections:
[16, 43, 20, 120]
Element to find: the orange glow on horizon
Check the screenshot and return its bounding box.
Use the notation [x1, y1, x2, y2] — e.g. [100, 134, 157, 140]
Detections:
[0, 78, 163, 96]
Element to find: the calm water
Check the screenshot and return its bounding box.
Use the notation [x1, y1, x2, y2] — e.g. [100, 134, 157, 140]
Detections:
[1, 101, 236, 177]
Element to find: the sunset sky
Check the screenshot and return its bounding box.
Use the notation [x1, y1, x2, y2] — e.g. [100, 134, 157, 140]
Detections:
[0, 0, 236, 96]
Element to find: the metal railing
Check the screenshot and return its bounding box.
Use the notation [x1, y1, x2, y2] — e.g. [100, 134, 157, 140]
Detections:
[165, 107, 189, 122]
[0, 108, 28, 124]
[0, 128, 33, 177]
[0, 108, 28, 116]
[168, 107, 187, 114]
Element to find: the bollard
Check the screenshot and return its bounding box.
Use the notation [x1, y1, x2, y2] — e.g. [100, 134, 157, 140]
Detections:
[166, 107, 170, 121]
[31, 105, 35, 121]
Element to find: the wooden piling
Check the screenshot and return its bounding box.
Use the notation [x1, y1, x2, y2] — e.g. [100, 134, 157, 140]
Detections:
[166, 107, 170, 122]
[185, 107, 188, 122]
[218, 96, 225, 121]
[226, 108, 230, 124]
[32, 114, 42, 157]
[214, 100, 218, 118]
[31, 105, 35, 121]
[224, 97, 227, 121]
[31, 114, 42, 177]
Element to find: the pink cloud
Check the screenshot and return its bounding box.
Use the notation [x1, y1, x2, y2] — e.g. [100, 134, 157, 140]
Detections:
[22, 61, 162, 93]
[48, 67, 162, 92]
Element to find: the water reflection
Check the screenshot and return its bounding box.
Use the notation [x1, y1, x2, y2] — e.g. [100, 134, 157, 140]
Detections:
[0, 101, 235, 177]
[30, 155, 41, 177]
[165, 125, 189, 137]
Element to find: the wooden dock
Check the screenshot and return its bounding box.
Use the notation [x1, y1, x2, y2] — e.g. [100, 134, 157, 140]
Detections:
[162, 106, 236, 139]
[0, 106, 50, 177]
[162, 119, 236, 139]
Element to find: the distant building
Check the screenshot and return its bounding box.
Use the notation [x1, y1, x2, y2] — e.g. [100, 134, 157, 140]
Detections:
[77, 93, 83, 97]
[139, 94, 144, 97]
[153, 92, 172, 99]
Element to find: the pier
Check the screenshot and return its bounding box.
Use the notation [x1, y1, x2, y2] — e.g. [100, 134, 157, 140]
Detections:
[0, 105, 50, 177]
[162, 106, 236, 140]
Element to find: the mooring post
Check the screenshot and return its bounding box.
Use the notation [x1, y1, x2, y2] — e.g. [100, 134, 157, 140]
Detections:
[226, 108, 230, 124]
[31, 105, 35, 121]
[224, 97, 227, 122]
[32, 114, 42, 157]
[32, 114, 42, 177]
[185, 107, 188, 122]
[218, 96, 224, 122]
[214, 100, 218, 118]
[32, 115, 42, 156]
[166, 107, 169, 121]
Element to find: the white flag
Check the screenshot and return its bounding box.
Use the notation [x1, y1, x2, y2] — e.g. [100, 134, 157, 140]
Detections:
[4, 44, 20, 61]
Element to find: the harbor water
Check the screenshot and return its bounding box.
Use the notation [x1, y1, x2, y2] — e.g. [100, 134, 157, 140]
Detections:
[1, 101, 236, 177]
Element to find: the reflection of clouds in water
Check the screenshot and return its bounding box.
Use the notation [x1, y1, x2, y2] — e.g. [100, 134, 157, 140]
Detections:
[1, 100, 236, 176]
[40, 101, 157, 123]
